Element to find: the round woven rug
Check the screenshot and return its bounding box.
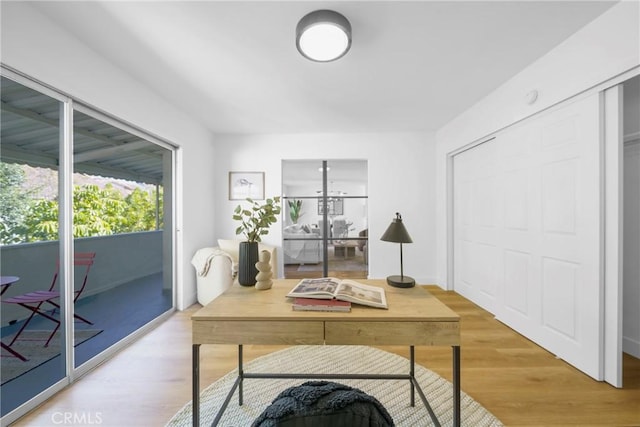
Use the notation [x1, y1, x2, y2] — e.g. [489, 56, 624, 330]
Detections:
[167, 345, 502, 426]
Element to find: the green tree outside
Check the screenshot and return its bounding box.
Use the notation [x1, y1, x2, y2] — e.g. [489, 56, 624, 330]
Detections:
[0, 163, 163, 244]
[0, 163, 31, 244]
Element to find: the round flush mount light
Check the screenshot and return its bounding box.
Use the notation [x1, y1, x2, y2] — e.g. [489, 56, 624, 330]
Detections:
[296, 10, 352, 62]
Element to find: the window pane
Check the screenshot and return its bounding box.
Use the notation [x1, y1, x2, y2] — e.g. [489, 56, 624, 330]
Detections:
[72, 111, 173, 368]
[325, 160, 368, 275]
[0, 76, 64, 416]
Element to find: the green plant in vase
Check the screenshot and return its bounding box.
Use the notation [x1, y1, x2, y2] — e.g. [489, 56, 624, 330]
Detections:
[287, 199, 303, 224]
[233, 196, 281, 285]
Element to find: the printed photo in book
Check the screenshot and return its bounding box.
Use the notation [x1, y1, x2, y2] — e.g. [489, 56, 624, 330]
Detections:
[286, 277, 388, 309]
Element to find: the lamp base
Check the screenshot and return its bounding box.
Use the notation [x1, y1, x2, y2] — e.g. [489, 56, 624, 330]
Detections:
[386, 275, 415, 288]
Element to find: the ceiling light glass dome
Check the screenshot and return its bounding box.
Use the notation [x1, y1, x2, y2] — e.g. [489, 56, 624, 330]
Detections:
[296, 10, 352, 62]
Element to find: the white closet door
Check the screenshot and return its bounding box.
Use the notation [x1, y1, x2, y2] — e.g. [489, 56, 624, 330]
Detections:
[453, 137, 503, 312]
[453, 94, 602, 380]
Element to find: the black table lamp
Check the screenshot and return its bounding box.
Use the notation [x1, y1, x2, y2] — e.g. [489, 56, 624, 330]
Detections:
[380, 212, 415, 288]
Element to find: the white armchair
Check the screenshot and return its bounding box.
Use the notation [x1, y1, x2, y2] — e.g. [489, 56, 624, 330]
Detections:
[191, 239, 278, 306]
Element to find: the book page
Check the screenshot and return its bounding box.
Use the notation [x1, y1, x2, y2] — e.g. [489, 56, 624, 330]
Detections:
[287, 277, 341, 298]
[335, 280, 388, 308]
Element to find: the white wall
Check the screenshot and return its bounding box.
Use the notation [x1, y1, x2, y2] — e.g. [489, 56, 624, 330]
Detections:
[0, 2, 217, 308]
[435, 1, 640, 287]
[213, 132, 437, 284]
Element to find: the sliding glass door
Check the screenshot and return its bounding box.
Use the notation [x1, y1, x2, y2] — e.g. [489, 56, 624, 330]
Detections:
[0, 72, 175, 422]
[0, 76, 66, 417]
[282, 159, 368, 279]
[71, 108, 174, 368]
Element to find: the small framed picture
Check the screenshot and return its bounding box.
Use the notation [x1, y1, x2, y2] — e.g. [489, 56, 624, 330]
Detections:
[318, 198, 344, 215]
[229, 171, 265, 200]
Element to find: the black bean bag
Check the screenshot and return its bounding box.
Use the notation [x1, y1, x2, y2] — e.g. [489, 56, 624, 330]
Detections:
[252, 381, 394, 427]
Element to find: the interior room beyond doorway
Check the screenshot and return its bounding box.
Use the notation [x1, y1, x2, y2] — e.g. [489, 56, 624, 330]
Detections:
[282, 159, 368, 280]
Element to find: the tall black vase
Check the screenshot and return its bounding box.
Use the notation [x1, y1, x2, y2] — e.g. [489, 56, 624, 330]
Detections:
[238, 241, 259, 286]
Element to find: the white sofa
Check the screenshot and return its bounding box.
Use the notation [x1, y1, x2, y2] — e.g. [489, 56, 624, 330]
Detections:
[282, 224, 321, 264]
[191, 239, 278, 306]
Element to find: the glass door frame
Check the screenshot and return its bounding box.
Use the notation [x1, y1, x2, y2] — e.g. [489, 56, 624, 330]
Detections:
[70, 102, 178, 375]
[1, 68, 72, 423]
[282, 159, 368, 278]
[0, 66, 178, 425]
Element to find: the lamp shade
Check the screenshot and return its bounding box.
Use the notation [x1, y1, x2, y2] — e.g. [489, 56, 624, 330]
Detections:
[380, 213, 413, 244]
[296, 10, 352, 62]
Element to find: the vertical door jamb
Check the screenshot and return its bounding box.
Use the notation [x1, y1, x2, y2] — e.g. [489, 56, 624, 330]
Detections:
[603, 84, 624, 387]
[446, 153, 455, 291]
[59, 98, 75, 381]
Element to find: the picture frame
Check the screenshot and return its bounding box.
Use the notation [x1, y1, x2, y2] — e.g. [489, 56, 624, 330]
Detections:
[318, 198, 344, 216]
[229, 171, 265, 200]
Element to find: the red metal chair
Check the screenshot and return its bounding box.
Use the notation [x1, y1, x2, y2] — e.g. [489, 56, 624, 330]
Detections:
[2, 252, 96, 348]
[1, 277, 28, 361]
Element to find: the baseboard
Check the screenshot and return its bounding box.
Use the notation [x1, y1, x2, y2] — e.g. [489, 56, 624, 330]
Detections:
[415, 277, 440, 287]
[623, 336, 640, 358]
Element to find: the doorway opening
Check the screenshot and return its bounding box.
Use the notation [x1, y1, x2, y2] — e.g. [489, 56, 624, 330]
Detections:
[0, 73, 175, 421]
[282, 159, 368, 280]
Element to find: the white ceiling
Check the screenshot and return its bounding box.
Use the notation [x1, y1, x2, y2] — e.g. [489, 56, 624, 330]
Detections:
[34, 1, 617, 135]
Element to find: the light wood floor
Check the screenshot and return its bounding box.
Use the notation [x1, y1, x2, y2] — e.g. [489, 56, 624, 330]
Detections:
[12, 286, 640, 426]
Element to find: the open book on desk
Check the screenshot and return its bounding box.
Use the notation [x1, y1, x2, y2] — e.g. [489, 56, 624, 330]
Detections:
[286, 277, 388, 309]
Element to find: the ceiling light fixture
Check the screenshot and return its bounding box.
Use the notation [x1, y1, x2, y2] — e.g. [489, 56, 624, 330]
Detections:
[296, 10, 352, 62]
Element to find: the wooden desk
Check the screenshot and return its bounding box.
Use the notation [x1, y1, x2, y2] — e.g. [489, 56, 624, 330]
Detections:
[192, 279, 461, 426]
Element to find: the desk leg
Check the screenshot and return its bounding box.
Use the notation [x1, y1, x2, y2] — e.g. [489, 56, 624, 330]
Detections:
[192, 344, 200, 427]
[238, 344, 244, 406]
[409, 345, 415, 407]
[453, 346, 460, 427]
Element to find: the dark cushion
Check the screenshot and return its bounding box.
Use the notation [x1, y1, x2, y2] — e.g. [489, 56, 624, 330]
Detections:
[252, 381, 394, 427]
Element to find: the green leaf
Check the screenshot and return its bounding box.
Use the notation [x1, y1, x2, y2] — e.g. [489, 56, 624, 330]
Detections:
[231, 195, 281, 243]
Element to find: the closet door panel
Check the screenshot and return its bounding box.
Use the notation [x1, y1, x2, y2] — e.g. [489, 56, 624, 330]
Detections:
[453, 94, 602, 380]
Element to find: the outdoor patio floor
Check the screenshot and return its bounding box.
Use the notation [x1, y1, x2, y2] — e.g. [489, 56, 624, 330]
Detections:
[0, 273, 172, 416]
